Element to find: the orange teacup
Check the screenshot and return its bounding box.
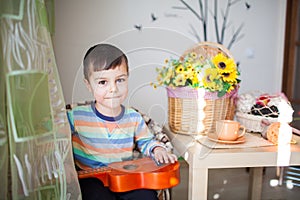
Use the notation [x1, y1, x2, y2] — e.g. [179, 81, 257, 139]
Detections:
[216, 120, 246, 141]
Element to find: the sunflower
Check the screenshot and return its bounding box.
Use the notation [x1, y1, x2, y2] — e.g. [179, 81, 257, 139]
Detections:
[203, 79, 222, 91]
[196, 63, 209, 78]
[212, 53, 236, 74]
[182, 71, 190, 81]
[173, 73, 186, 86]
[202, 68, 221, 90]
[190, 72, 200, 87]
[221, 71, 238, 83]
[191, 52, 197, 59]
[227, 85, 236, 93]
[186, 64, 193, 70]
[175, 64, 184, 74]
[186, 65, 195, 75]
[155, 51, 240, 97]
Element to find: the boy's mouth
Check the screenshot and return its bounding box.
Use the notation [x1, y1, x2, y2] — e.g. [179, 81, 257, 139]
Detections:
[105, 96, 121, 99]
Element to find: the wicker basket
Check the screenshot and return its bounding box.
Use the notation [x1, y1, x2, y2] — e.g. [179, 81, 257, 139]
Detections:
[235, 111, 278, 133]
[182, 41, 233, 59]
[167, 42, 237, 135]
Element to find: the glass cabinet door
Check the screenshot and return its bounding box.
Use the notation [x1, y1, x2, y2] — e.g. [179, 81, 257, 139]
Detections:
[283, 0, 300, 129]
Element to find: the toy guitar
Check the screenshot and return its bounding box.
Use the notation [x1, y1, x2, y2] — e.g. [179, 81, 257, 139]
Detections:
[77, 157, 180, 192]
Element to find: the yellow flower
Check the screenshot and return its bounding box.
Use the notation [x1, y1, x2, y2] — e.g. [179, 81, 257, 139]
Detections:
[227, 85, 236, 93]
[186, 64, 192, 69]
[205, 68, 219, 80]
[155, 51, 240, 97]
[156, 74, 162, 82]
[187, 57, 193, 63]
[202, 68, 222, 90]
[191, 52, 197, 59]
[186, 65, 194, 73]
[183, 71, 190, 80]
[174, 73, 186, 86]
[222, 71, 238, 83]
[212, 53, 236, 73]
[162, 68, 174, 84]
[191, 74, 199, 85]
[175, 65, 184, 74]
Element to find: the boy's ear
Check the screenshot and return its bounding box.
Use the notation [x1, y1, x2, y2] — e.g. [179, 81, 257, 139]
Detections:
[84, 79, 92, 93]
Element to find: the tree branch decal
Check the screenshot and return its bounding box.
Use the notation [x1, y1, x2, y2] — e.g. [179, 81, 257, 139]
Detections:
[174, 0, 247, 49]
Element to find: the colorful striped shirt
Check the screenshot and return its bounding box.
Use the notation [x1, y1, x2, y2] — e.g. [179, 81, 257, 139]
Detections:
[67, 102, 162, 169]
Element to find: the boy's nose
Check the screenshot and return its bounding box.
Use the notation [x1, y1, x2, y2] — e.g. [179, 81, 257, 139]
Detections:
[109, 82, 118, 93]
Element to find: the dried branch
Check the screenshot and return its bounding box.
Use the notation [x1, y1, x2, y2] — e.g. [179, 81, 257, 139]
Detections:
[220, 0, 231, 44]
[213, 0, 220, 43]
[231, 0, 242, 5]
[227, 23, 244, 49]
[173, 0, 245, 49]
[179, 0, 207, 42]
[172, 6, 188, 10]
[200, 0, 208, 41]
[179, 0, 202, 21]
[189, 24, 201, 42]
[220, 0, 242, 45]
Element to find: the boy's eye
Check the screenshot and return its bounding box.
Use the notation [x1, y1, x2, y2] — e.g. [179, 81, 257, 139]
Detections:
[98, 80, 107, 85]
[116, 78, 126, 83]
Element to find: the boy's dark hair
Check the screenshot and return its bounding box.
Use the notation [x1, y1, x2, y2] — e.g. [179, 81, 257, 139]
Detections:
[83, 43, 128, 80]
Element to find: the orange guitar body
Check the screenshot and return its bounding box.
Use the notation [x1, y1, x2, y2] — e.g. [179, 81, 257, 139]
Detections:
[77, 157, 180, 192]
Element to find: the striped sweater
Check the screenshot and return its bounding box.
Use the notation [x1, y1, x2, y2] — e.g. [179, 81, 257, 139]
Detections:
[67, 102, 162, 169]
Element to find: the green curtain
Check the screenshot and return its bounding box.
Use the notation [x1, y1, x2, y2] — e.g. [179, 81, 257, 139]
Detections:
[0, 0, 81, 199]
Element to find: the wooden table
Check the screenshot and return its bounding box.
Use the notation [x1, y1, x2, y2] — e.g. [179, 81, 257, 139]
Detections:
[164, 126, 300, 200]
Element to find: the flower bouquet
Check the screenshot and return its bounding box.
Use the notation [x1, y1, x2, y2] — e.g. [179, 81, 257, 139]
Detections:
[156, 47, 240, 98]
[155, 42, 240, 135]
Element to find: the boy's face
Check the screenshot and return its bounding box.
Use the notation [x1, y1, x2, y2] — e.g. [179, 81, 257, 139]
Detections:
[85, 62, 128, 115]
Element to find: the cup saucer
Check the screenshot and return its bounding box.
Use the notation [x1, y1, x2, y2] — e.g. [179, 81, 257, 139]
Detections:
[207, 133, 246, 144]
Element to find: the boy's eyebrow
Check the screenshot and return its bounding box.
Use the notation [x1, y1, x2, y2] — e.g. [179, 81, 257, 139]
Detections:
[94, 73, 128, 80]
[117, 74, 128, 78]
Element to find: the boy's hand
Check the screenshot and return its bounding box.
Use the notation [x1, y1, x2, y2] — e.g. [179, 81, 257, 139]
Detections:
[153, 147, 177, 164]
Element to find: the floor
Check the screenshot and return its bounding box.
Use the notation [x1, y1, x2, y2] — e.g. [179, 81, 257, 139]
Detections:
[171, 159, 300, 200]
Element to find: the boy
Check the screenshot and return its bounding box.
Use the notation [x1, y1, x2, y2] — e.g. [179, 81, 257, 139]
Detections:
[68, 43, 177, 200]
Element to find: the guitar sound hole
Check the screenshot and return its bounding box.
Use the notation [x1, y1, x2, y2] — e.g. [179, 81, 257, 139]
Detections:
[123, 164, 138, 170]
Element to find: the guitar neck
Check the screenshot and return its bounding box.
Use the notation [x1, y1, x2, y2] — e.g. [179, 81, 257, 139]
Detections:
[78, 166, 111, 176]
[77, 167, 111, 186]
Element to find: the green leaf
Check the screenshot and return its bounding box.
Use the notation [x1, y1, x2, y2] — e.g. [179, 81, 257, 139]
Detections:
[218, 90, 226, 97]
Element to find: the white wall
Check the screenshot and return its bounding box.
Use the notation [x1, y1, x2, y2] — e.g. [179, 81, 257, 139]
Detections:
[53, 0, 286, 123]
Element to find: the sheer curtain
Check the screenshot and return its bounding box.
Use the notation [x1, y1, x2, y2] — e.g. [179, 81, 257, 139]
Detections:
[0, 0, 81, 199]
